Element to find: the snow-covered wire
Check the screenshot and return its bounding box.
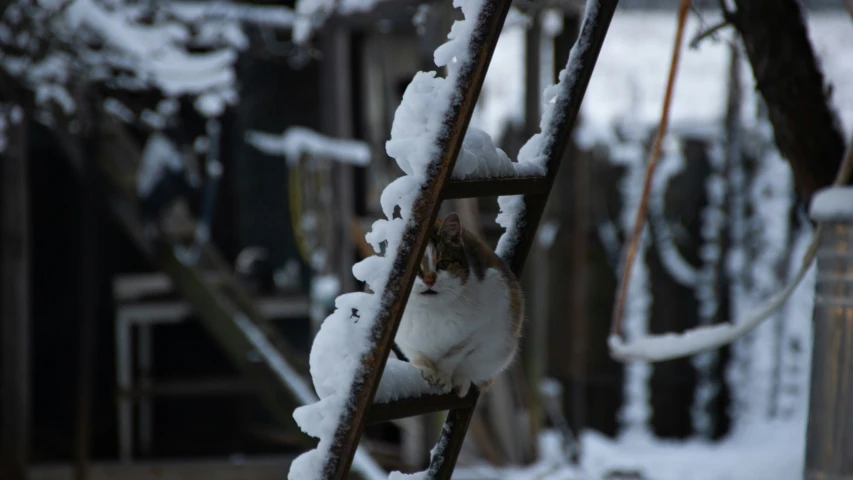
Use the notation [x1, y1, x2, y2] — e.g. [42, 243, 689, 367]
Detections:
[609, 123, 853, 363]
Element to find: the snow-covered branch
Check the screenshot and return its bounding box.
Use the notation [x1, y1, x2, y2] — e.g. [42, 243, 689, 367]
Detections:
[0, 0, 289, 118]
[247, 127, 372, 166]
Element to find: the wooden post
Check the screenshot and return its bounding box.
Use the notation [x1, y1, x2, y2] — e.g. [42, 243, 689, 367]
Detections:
[320, 26, 357, 295]
[1, 104, 30, 480]
[804, 192, 853, 479]
[74, 117, 101, 480]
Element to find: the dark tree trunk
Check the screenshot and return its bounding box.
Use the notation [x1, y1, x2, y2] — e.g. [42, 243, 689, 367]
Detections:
[731, 0, 847, 204]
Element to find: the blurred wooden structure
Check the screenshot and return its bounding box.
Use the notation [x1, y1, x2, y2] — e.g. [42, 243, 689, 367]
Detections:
[1, 105, 30, 480]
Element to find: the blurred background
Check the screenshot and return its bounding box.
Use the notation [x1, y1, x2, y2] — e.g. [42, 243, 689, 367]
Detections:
[1, 0, 852, 478]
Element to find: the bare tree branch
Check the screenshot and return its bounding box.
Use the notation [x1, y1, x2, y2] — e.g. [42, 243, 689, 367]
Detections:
[610, 0, 690, 340]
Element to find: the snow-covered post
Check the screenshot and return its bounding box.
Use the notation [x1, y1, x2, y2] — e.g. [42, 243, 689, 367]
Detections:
[804, 186, 853, 480]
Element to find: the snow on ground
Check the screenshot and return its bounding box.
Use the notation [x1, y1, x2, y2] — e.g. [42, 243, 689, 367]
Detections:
[453, 418, 806, 480]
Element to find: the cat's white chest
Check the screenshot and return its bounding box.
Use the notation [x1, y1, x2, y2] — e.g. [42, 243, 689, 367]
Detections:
[395, 268, 510, 360]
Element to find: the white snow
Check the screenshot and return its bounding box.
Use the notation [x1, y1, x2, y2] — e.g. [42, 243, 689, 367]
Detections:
[809, 186, 853, 221]
[375, 359, 438, 404]
[170, 2, 296, 29]
[103, 97, 135, 123]
[292, 0, 380, 43]
[8, 0, 245, 118]
[136, 132, 184, 197]
[247, 127, 371, 166]
[452, 127, 539, 179]
[691, 141, 727, 437]
[649, 137, 698, 287]
[451, 420, 806, 480]
[614, 132, 653, 440]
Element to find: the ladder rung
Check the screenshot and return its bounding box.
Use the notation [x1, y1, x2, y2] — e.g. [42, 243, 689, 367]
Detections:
[367, 391, 478, 425]
[441, 176, 549, 199]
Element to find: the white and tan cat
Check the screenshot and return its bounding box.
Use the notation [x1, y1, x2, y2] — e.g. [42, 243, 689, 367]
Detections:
[394, 212, 525, 397]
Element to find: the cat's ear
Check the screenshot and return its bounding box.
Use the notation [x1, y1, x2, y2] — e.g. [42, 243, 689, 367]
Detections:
[440, 212, 462, 240]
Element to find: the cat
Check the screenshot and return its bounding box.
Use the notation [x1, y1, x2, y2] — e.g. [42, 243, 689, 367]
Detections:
[394, 212, 525, 397]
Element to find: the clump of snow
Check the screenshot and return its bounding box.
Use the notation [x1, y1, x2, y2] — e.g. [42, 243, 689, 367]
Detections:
[452, 127, 536, 179]
[247, 127, 372, 166]
[292, 0, 380, 44]
[5, 0, 244, 119]
[136, 132, 185, 197]
[375, 359, 438, 403]
[809, 186, 853, 221]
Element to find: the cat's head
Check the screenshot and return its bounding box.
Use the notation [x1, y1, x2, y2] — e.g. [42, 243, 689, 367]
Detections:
[413, 212, 470, 297]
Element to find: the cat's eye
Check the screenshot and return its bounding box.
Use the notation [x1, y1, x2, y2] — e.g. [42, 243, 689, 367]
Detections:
[436, 260, 448, 270]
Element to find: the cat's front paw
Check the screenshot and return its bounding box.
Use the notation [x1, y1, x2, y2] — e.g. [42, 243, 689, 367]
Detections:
[417, 364, 452, 393]
[452, 372, 472, 398]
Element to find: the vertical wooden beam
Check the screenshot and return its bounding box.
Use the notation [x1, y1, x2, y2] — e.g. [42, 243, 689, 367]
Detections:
[74, 121, 101, 480]
[547, 8, 586, 446]
[1, 105, 30, 480]
[522, 9, 546, 457]
[804, 205, 853, 479]
[321, 26, 357, 295]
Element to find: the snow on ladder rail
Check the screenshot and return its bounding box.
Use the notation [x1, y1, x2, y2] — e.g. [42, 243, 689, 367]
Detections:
[288, 0, 512, 478]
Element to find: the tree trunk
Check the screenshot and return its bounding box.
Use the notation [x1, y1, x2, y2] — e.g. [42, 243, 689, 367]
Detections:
[731, 0, 847, 204]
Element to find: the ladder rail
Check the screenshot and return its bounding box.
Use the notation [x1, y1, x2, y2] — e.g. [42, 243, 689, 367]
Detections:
[424, 0, 620, 476]
[319, 1, 515, 477]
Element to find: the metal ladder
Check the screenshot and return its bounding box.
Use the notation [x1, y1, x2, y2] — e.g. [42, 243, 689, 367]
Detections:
[316, 0, 618, 477]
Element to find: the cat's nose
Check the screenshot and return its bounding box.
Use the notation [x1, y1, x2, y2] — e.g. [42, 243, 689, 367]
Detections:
[423, 272, 436, 288]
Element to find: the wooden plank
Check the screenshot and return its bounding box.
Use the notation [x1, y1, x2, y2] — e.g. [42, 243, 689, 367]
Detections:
[804, 220, 853, 479]
[424, 1, 619, 477]
[321, 2, 513, 477]
[0, 104, 30, 480]
[440, 177, 549, 199]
